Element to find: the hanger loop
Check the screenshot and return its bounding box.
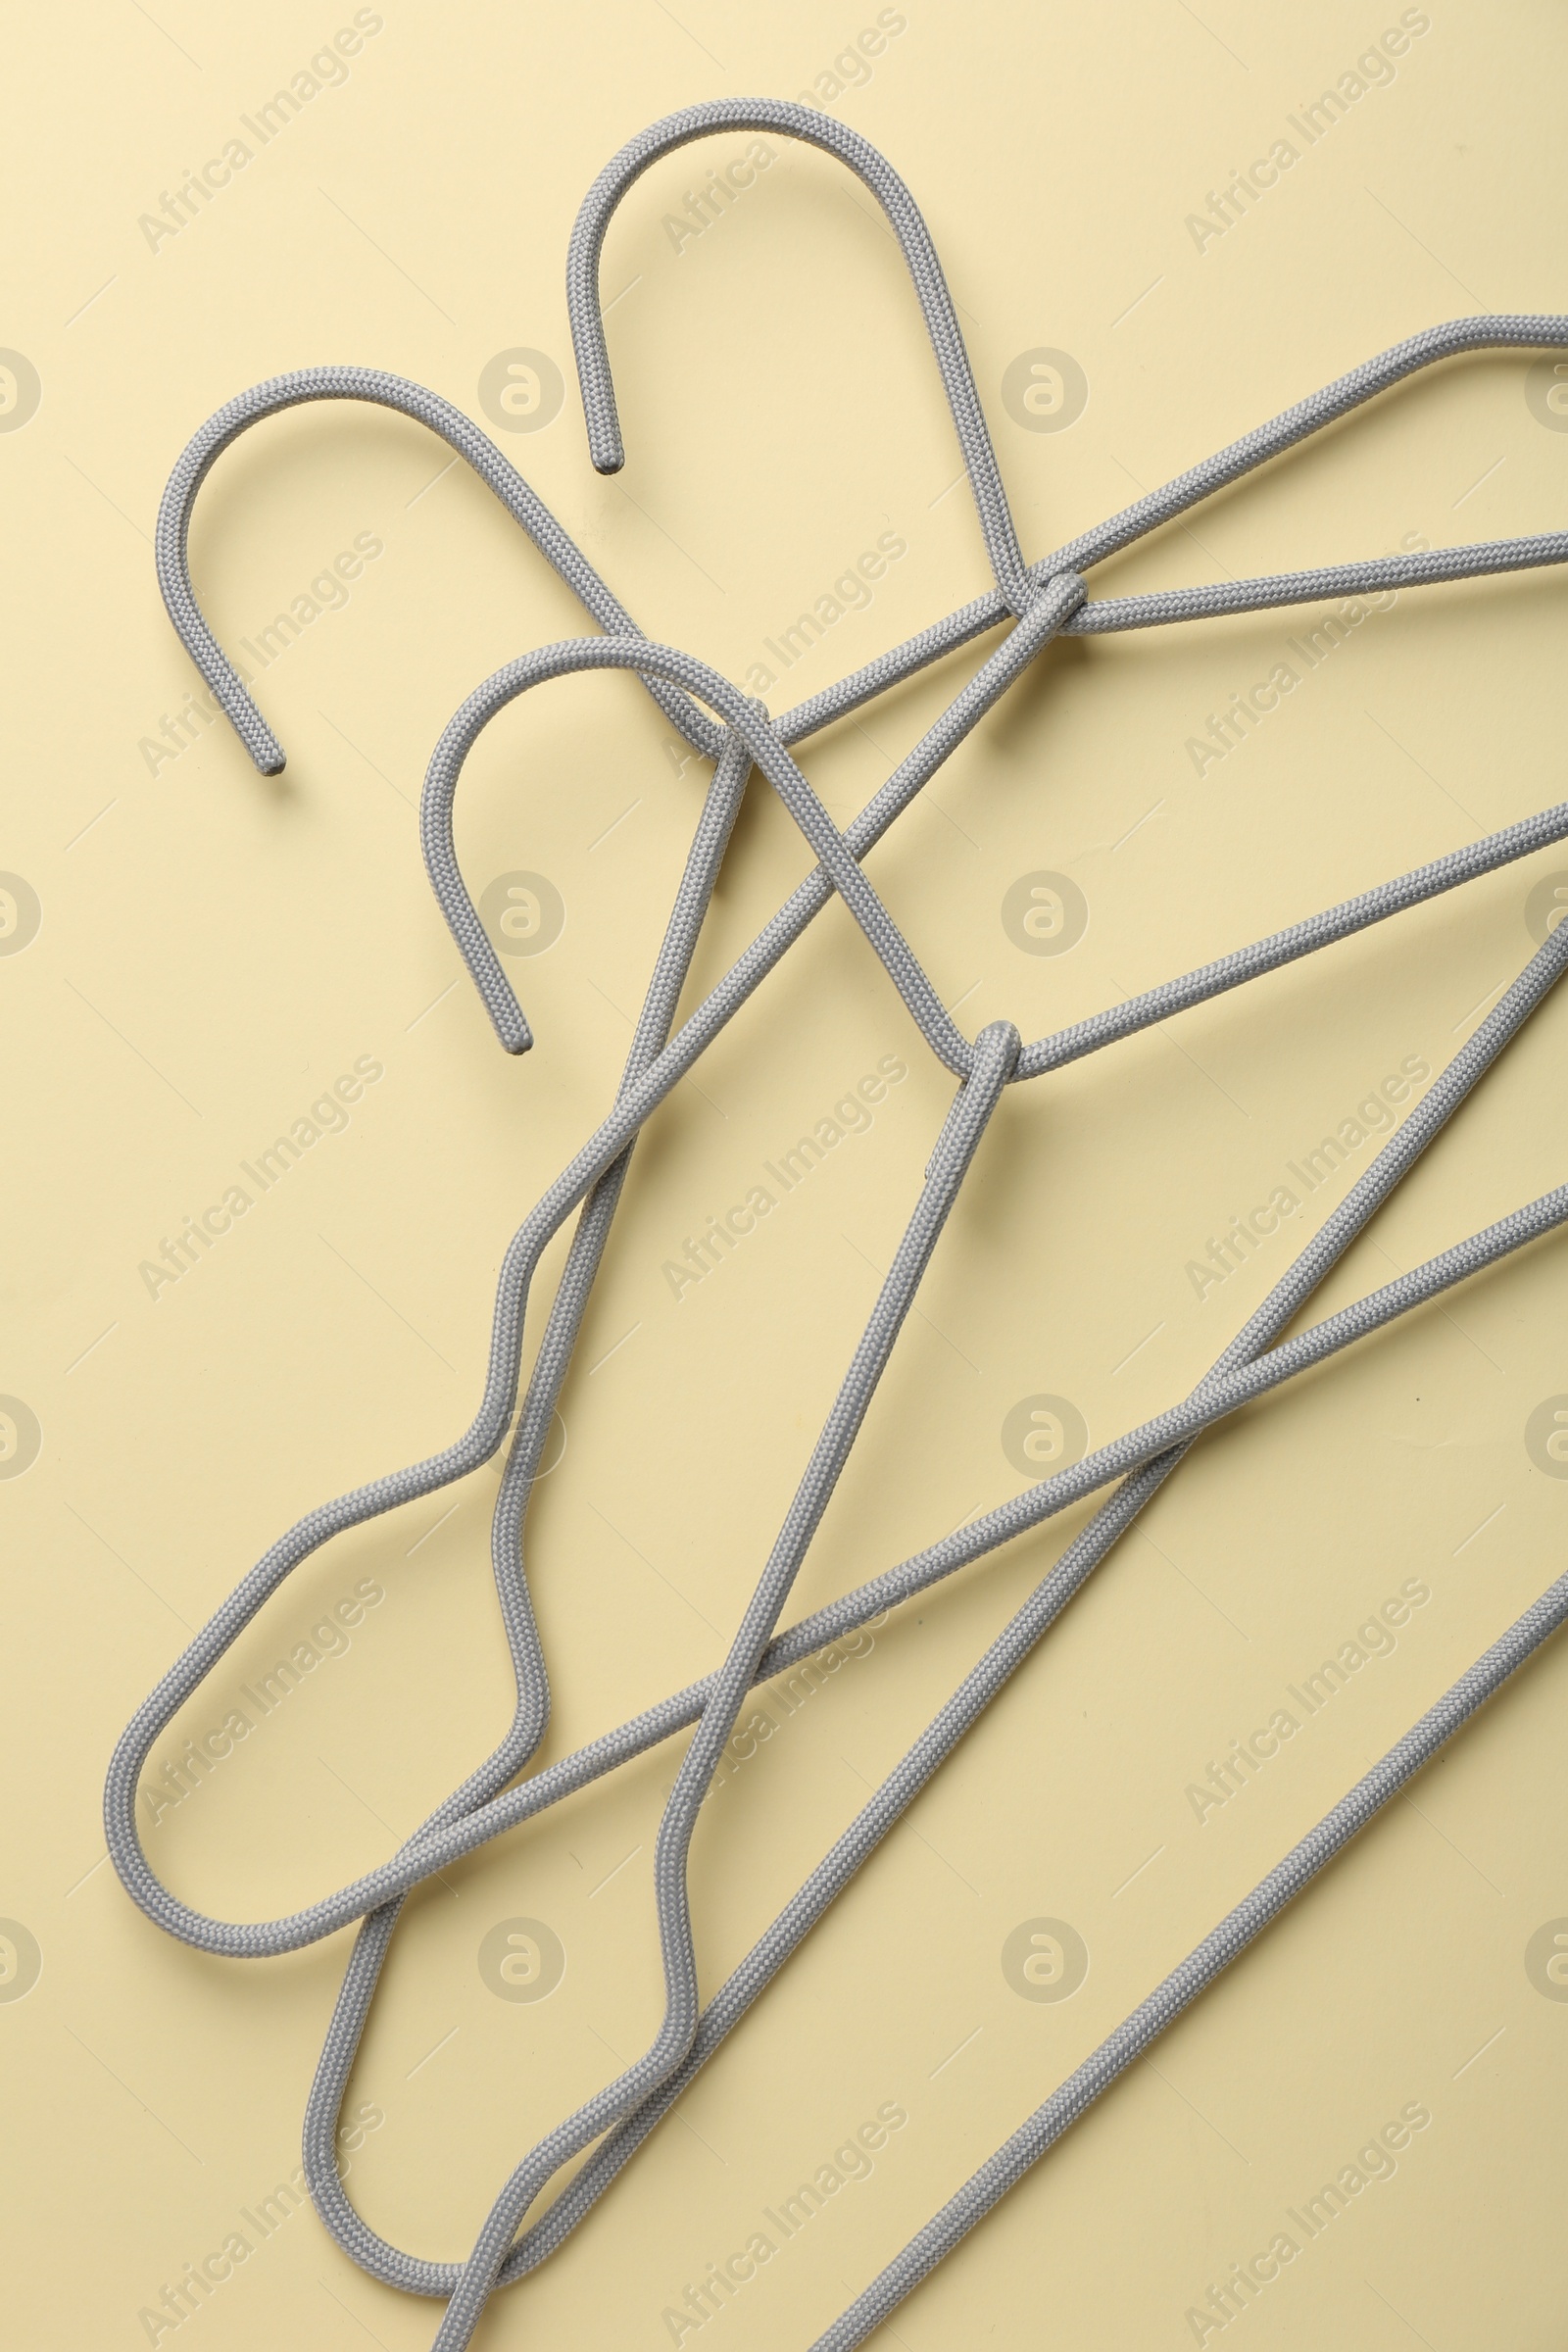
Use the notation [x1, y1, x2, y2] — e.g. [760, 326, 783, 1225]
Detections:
[567, 99, 1034, 615]
[421, 632, 981, 1071]
[156, 366, 727, 773]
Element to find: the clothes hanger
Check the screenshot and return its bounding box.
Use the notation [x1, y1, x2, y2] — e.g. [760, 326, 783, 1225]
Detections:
[108, 98, 1568, 2352]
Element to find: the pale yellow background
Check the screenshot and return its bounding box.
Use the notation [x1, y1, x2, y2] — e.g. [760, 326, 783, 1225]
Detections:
[3, 1, 1566, 2345]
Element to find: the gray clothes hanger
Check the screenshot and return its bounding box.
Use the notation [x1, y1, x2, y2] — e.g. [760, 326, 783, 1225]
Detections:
[108, 98, 1568, 2352]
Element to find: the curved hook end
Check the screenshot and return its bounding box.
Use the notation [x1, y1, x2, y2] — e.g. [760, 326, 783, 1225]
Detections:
[214, 679, 287, 777]
[478, 963, 534, 1056]
[585, 418, 626, 475]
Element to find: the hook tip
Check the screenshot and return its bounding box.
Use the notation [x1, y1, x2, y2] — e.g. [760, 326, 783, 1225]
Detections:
[585, 418, 626, 475]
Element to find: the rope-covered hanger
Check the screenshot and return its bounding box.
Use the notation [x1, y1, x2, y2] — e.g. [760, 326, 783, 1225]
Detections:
[109, 96, 1568, 2352]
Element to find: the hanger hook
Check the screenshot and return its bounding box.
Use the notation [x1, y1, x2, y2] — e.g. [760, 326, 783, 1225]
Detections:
[567, 100, 1034, 617]
[154, 367, 728, 776]
[420, 635, 976, 1075]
